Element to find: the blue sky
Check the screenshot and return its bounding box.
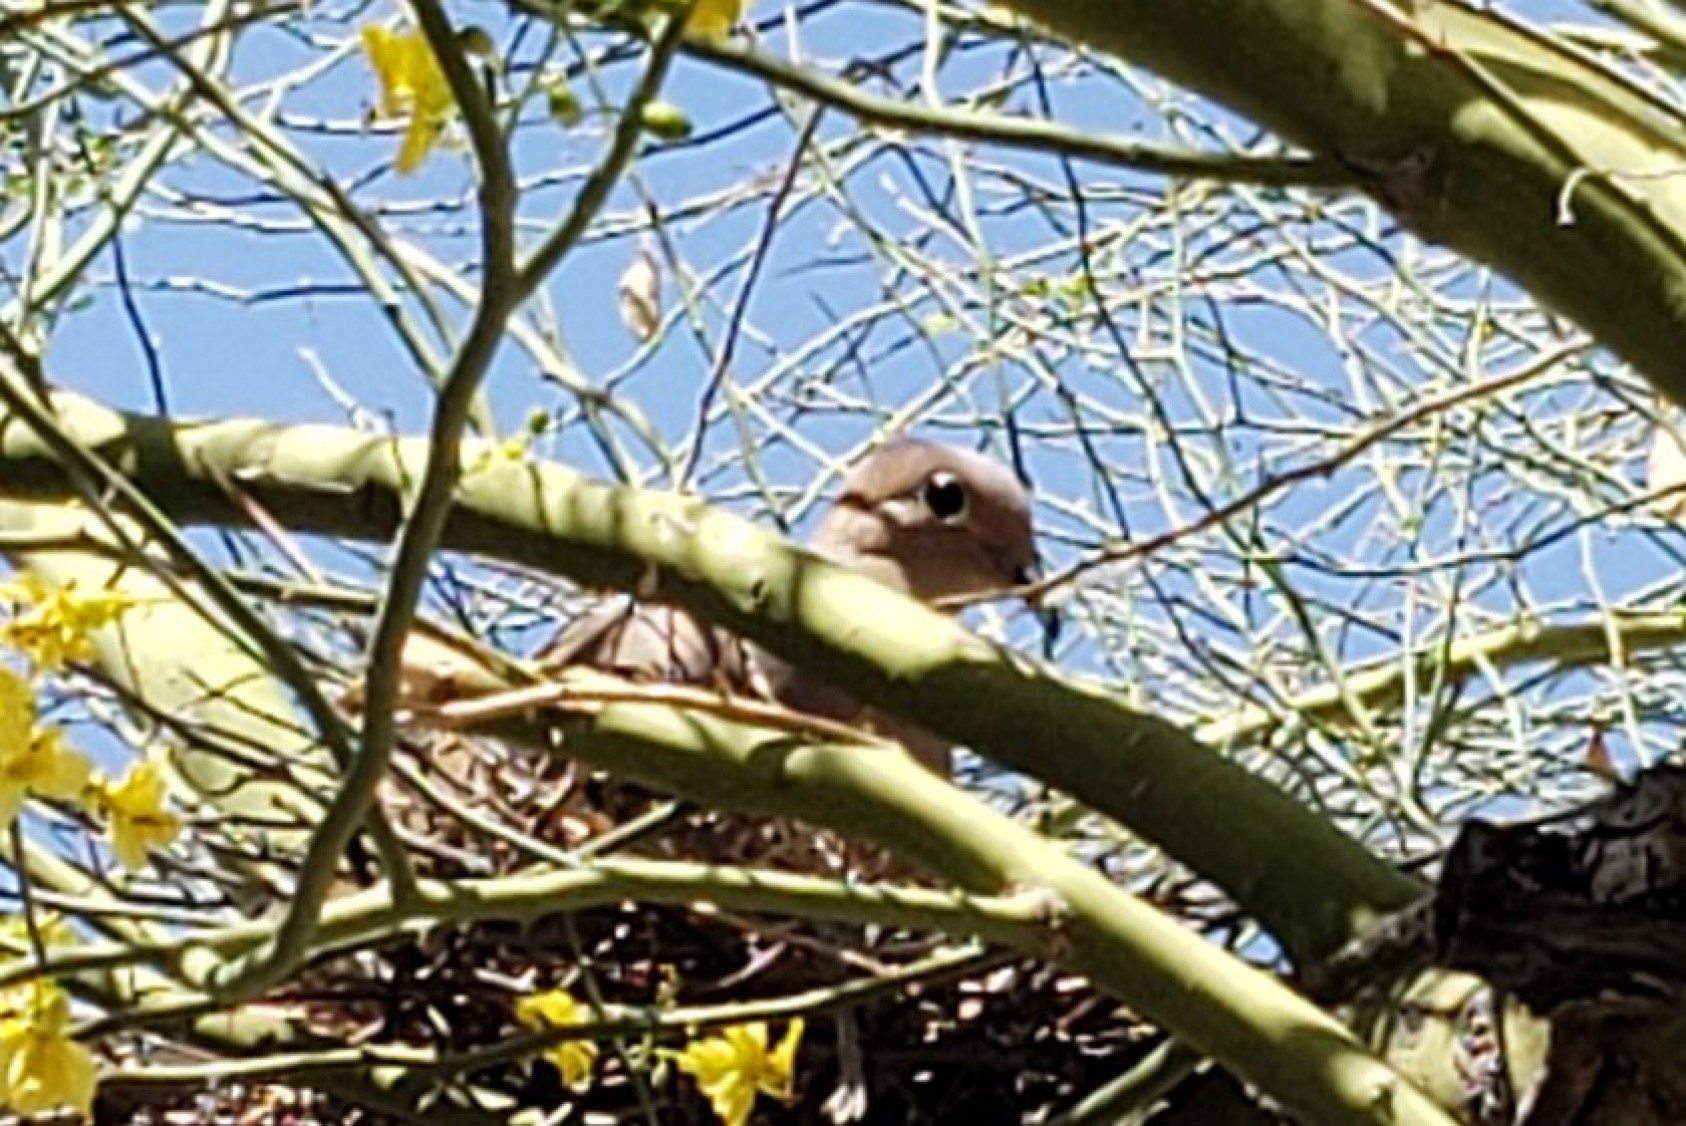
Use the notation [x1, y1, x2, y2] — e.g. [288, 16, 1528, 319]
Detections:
[17, 0, 1686, 846]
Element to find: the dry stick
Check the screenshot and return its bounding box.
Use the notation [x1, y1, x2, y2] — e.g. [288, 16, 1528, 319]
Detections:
[1001, 342, 1585, 607]
[428, 674, 885, 747]
[204, 0, 524, 999]
[0, 396, 1422, 958]
[0, 330, 413, 891]
[690, 38, 1354, 189]
[207, 9, 693, 1001]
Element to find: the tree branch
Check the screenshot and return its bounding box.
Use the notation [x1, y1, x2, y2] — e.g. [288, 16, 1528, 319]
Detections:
[0, 391, 1423, 964]
[1002, 0, 1686, 405]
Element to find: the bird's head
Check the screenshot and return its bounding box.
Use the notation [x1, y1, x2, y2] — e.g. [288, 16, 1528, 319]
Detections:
[814, 438, 1039, 606]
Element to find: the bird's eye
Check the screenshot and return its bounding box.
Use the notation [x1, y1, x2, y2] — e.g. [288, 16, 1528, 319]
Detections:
[921, 472, 969, 523]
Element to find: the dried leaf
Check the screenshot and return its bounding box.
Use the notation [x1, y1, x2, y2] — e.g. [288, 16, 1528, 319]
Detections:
[618, 243, 663, 342]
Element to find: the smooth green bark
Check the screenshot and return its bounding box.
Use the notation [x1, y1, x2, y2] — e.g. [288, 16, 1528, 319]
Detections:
[1006, 0, 1686, 400]
[533, 700, 1458, 1126]
[0, 393, 1422, 963]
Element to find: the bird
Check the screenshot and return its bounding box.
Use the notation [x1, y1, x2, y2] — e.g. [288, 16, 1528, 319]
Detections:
[535, 439, 1040, 1126]
[539, 437, 1040, 774]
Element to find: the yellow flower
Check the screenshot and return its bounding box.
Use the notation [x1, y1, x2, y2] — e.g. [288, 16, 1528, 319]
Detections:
[515, 988, 598, 1092]
[673, 1019, 803, 1126]
[361, 25, 456, 174]
[0, 980, 96, 1117]
[687, 0, 745, 39]
[0, 574, 134, 672]
[93, 758, 180, 871]
[0, 669, 93, 830]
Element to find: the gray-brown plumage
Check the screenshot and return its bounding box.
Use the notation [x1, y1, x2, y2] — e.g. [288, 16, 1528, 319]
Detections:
[540, 438, 1038, 774]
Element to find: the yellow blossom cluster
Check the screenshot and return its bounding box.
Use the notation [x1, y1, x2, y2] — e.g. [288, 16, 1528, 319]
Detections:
[0, 573, 183, 1119]
[0, 668, 92, 828]
[0, 574, 134, 673]
[514, 987, 803, 1126]
[515, 988, 600, 1091]
[361, 26, 456, 174]
[0, 665, 179, 870]
[673, 1019, 803, 1126]
[87, 758, 182, 872]
[357, 5, 753, 174]
[0, 574, 181, 870]
[0, 922, 94, 1118]
[0, 980, 95, 1117]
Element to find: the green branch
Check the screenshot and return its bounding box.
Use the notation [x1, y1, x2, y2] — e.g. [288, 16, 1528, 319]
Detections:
[0, 861, 1046, 997]
[26, 705, 1458, 1126]
[0, 392, 1421, 963]
[999, 0, 1686, 406]
[1201, 609, 1686, 748]
[687, 38, 1352, 189]
[2, 823, 500, 1126]
[490, 696, 1455, 1126]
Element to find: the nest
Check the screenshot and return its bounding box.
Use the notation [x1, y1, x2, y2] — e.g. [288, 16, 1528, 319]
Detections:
[88, 711, 1188, 1126]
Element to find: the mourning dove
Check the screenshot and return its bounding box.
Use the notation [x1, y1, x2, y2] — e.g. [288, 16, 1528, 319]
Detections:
[541, 438, 1039, 774]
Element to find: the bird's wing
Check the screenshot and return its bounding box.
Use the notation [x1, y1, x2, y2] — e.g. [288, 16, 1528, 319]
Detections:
[538, 599, 757, 691]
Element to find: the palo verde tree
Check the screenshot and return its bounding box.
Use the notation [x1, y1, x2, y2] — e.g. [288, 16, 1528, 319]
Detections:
[0, 1, 1683, 1124]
